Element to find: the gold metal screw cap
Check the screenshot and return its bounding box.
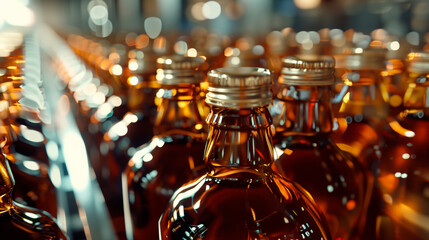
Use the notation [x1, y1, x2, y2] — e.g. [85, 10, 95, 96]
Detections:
[334, 46, 386, 70]
[206, 67, 272, 108]
[280, 55, 335, 86]
[156, 55, 205, 85]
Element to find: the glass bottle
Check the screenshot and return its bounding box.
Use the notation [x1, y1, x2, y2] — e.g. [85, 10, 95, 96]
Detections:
[0, 83, 57, 217]
[382, 39, 413, 118]
[0, 136, 67, 239]
[376, 52, 429, 239]
[332, 46, 390, 238]
[159, 67, 331, 240]
[96, 48, 161, 238]
[123, 56, 208, 240]
[272, 55, 367, 239]
[332, 46, 389, 167]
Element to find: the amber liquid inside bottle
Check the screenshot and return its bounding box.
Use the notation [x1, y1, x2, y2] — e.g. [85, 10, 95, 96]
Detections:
[272, 85, 366, 239]
[377, 79, 429, 239]
[159, 107, 331, 240]
[123, 85, 207, 240]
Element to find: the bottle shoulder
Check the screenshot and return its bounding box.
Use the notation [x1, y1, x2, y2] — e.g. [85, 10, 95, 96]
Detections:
[273, 139, 366, 219]
[160, 172, 330, 240]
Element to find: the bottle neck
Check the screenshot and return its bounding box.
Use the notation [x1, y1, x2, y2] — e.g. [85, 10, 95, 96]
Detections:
[275, 85, 333, 136]
[205, 107, 274, 170]
[339, 69, 389, 120]
[154, 85, 205, 136]
[0, 145, 14, 214]
[402, 73, 429, 116]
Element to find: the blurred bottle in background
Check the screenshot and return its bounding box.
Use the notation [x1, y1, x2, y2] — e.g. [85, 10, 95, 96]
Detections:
[376, 52, 429, 240]
[123, 55, 208, 240]
[272, 55, 367, 239]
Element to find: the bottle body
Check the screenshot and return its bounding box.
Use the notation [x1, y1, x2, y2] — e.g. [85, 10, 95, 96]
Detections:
[160, 170, 329, 240]
[0, 203, 67, 240]
[124, 134, 206, 239]
[331, 68, 389, 238]
[377, 112, 429, 239]
[332, 69, 389, 168]
[0, 139, 67, 240]
[123, 81, 208, 239]
[377, 62, 429, 239]
[272, 82, 366, 239]
[159, 107, 331, 240]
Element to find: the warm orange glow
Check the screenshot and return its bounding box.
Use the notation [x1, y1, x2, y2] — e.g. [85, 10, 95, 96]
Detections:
[100, 59, 112, 71]
[378, 173, 399, 194]
[194, 123, 203, 130]
[336, 143, 361, 158]
[389, 95, 402, 107]
[154, 36, 166, 52]
[284, 148, 293, 155]
[369, 40, 383, 48]
[224, 47, 233, 57]
[136, 34, 149, 49]
[389, 120, 415, 138]
[346, 200, 356, 211]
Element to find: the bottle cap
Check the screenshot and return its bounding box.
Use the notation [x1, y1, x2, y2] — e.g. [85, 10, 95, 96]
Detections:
[206, 67, 272, 108]
[156, 55, 204, 85]
[334, 46, 386, 70]
[407, 52, 429, 74]
[279, 55, 335, 86]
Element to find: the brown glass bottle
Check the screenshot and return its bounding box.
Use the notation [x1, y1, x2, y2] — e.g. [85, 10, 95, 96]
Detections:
[96, 48, 160, 233]
[382, 39, 413, 118]
[332, 47, 389, 165]
[159, 67, 331, 240]
[376, 52, 429, 239]
[123, 56, 208, 240]
[0, 137, 67, 240]
[272, 55, 367, 239]
[332, 46, 390, 238]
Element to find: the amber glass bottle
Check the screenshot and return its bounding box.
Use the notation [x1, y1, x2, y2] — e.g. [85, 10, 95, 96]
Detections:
[97, 49, 160, 233]
[332, 47, 389, 165]
[332, 46, 390, 238]
[0, 82, 57, 217]
[332, 46, 389, 166]
[159, 67, 331, 240]
[123, 56, 208, 240]
[272, 55, 367, 239]
[376, 52, 429, 239]
[0, 137, 67, 239]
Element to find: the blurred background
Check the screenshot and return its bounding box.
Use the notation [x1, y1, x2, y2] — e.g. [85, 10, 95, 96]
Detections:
[35, 0, 427, 37]
[2, 0, 429, 43]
